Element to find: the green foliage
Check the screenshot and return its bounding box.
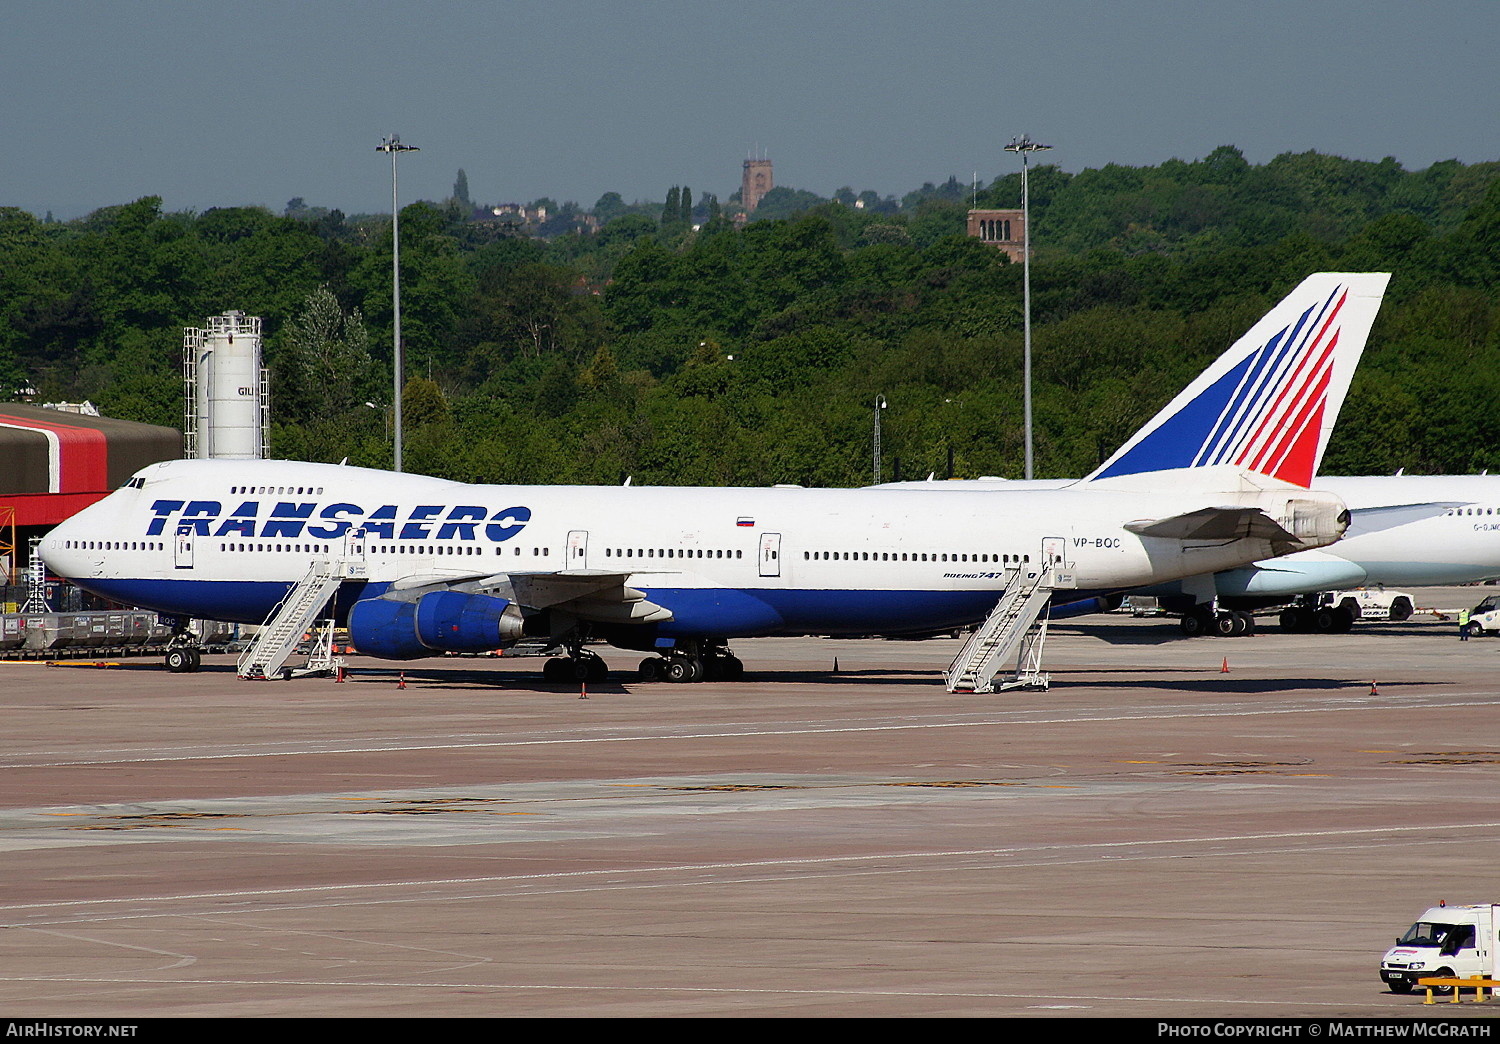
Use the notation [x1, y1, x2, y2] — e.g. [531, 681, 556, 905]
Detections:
[275, 285, 377, 425]
[749, 186, 831, 222]
[6, 150, 1500, 486]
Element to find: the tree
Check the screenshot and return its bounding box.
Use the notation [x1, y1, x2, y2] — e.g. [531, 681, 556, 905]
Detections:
[594, 192, 627, 223]
[276, 285, 376, 422]
[453, 169, 471, 208]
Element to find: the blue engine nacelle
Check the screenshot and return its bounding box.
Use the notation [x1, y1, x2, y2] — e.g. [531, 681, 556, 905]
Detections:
[414, 591, 525, 652]
[348, 591, 525, 660]
[1050, 594, 1125, 619]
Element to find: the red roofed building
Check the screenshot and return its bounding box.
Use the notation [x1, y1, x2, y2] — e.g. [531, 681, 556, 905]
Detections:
[0, 404, 181, 529]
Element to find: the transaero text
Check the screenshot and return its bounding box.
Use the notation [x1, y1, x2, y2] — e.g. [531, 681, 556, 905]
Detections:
[146, 500, 532, 542]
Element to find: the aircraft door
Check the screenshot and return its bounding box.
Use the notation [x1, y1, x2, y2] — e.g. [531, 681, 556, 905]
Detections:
[759, 532, 782, 578]
[342, 527, 368, 579]
[1041, 535, 1076, 588]
[1041, 536, 1068, 571]
[174, 526, 194, 570]
[567, 530, 589, 570]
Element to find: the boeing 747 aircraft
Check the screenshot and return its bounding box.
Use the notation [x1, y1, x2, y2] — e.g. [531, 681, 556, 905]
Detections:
[42, 273, 1388, 680]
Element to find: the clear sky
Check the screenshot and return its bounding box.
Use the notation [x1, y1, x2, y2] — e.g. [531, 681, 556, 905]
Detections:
[5, 0, 1498, 220]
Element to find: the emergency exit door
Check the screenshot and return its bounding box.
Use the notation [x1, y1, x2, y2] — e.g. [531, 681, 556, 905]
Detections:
[174, 526, 194, 569]
[567, 530, 589, 569]
[759, 532, 782, 578]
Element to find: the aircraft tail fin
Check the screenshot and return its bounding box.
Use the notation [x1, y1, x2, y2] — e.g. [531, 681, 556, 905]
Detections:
[1084, 273, 1390, 487]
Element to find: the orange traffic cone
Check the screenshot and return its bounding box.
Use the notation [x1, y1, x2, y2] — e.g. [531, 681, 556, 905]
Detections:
[1221, 657, 1230, 674]
[1370, 680, 1380, 696]
[397, 671, 406, 690]
[579, 682, 589, 700]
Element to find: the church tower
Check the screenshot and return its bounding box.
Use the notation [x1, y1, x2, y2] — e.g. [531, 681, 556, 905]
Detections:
[742, 157, 773, 214]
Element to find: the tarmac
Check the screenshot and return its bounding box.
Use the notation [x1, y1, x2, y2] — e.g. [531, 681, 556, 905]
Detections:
[1, 586, 1498, 1018]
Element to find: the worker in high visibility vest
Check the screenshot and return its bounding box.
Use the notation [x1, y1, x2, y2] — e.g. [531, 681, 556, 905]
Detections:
[1459, 607, 1472, 641]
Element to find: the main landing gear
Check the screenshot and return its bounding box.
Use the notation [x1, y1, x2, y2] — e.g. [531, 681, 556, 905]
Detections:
[539, 641, 746, 684]
[1278, 603, 1355, 634]
[541, 647, 609, 683]
[636, 641, 744, 683]
[1178, 606, 1257, 638]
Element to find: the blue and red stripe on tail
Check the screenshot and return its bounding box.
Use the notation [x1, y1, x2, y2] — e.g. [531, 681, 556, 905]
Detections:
[1087, 273, 1390, 487]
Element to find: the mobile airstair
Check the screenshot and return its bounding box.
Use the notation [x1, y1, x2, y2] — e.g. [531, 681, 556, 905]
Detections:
[238, 559, 352, 680]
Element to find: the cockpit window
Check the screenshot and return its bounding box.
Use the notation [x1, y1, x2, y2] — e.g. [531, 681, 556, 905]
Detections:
[121, 477, 146, 490]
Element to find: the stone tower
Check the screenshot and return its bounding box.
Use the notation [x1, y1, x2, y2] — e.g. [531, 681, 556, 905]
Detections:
[742, 157, 773, 214]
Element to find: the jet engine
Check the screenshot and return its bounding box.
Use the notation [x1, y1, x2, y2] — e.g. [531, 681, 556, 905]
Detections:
[348, 591, 526, 659]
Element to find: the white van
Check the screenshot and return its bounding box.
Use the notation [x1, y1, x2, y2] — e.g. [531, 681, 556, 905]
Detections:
[1380, 903, 1498, 993]
[1464, 594, 1500, 636]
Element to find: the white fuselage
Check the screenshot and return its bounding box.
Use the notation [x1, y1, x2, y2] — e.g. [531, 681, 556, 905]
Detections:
[44, 458, 1343, 637]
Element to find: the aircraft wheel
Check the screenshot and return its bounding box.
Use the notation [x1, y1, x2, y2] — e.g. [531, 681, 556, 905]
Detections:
[638, 657, 662, 681]
[187, 648, 202, 672]
[1179, 612, 1207, 638]
[586, 657, 608, 682]
[666, 658, 701, 683]
[165, 648, 193, 673]
[722, 655, 744, 681]
[1238, 612, 1256, 636]
[542, 657, 568, 682]
[1212, 612, 1237, 638]
[1278, 609, 1303, 632]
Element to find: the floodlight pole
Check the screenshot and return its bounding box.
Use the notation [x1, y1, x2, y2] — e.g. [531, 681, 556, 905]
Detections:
[376, 134, 419, 472]
[1005, 134, 1051, 480]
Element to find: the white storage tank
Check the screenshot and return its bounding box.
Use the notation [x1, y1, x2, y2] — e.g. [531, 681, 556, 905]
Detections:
[183, 311, 268, 459]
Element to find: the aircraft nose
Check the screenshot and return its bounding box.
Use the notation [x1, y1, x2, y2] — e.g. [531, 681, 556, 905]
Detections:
[41, 516, 79, 579]
[41, 501, 106, 581]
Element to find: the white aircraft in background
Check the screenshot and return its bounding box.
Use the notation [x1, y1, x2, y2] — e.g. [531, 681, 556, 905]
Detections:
[42, 273, 1388, 679]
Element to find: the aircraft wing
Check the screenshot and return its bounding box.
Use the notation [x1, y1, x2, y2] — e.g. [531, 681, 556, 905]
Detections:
[486, 570, 675, 624]
[373, 568, 675, 624]
[1125, 506, 1299, 545]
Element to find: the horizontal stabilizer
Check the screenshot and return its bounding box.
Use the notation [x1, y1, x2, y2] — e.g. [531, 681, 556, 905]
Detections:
[1125, 506, 1297, 544]
[1345, 501, 1463, 537]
